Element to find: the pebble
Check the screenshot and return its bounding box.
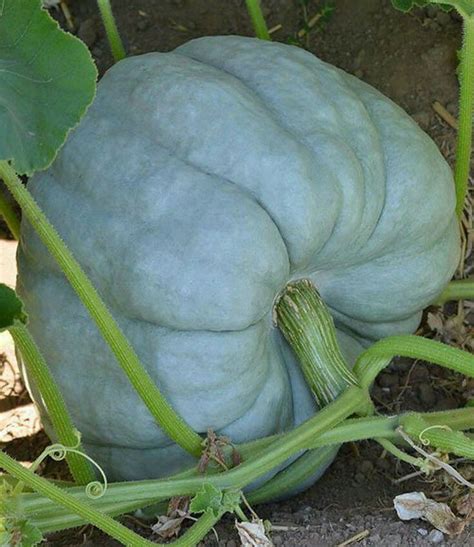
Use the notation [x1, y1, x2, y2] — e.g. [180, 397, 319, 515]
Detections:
[272, 535, 283, 546]
[359, 459, 374, 476]
[411, 364, 430, 381]
[354, 472, 365, 484]
[427, 529, 445, 544]
[412, 111, 431, 128]
[418, 527, 428, 536]
[77, 18, 97, 48]
[376, 457, 391, 472]
[378, 372, 399, 388]
[137, 19, 150, 31]
[384, 533, 402, 546]
[436, 11, 451, 27]
[418, 383, 436, 406]
[424, 18, 442, 32]
[446, 101, 458, 116]
[434, 396, 459, 411]
[353, 49, 366, 69]
[421, 43, 455, 67]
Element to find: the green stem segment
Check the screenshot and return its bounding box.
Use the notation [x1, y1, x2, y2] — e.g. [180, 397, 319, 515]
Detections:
[0, 188, 20, 239]
[96, 0, 126, 62]
[353, 334, 474, 389]
[0, 450, 220, 546]
[376, 438, 423, 469]
[275, 279, 360, 407]
[12, 407, 474, 535]
[9, 324, 95, 485]
[245, 0, 271, 40]
[402, 414, 474, 460]
[455, 15, 474, 217]
[435, 278, 474, 303]
[0, 161, 203, 457]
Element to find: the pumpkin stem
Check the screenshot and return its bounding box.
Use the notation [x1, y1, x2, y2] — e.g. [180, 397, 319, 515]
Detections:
[274, 279, 359, 407]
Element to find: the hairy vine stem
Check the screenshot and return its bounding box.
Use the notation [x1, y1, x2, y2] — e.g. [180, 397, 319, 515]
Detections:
[96, 0, 126, 62]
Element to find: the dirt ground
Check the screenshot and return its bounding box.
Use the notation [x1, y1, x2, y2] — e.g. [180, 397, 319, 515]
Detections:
[1, 0, 473, 545]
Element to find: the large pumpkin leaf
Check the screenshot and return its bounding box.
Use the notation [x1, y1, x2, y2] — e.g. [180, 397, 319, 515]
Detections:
[0, 0, 97, 175]
[0, 283, 27, 331]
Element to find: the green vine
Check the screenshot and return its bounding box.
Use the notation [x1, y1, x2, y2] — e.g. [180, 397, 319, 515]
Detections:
[245, 0, 271, 40]
[96, 0, 126, 62]
[10, 326, 95, 485]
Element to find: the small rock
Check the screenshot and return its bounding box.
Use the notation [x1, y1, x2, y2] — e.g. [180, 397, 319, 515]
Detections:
[411, 364, 430, 381]
[272, 535, 283, 546]
[427, 529, 445, 544]
[446, 101, 458, 116]
[137, 19, 150, 31]
[421, 43, 456, 68]
[359, 459, 374, 476]
[424, 18, 441, 32]
[376, 457, 391, 472]
[384, 533, 402, 546]
[354, 472, 365, 484]
[371, 385, 384, 401]
[294, 507, 312, 524]
[418, 527, 428, 536]
[418, 383, 436, 406]
[378, 372, 399, 388]
[412, 111, 431, 129]
[436, 11, 451, 27]
[77, 18, 97, 48]
[353, 49, 366, 69]
[434, 396, 459, 411]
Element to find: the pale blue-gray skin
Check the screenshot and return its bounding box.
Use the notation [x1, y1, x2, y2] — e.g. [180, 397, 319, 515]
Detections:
[17, 36, 459, 492]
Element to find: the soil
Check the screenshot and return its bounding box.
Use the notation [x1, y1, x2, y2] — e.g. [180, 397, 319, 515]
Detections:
[1, 0, 473, 545]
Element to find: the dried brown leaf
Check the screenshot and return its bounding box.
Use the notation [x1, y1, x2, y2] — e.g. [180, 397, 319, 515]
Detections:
[235, 519, 273, 546]
[394, 492, 466, 535]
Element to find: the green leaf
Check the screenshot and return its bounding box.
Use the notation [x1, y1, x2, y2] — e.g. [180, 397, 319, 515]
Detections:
[13, 520, 43, 546]
[222, 490, 242, 513]
[0, 0, 97, 175]
[190, 484, 224, 518]
[0, 283, 27, 331]
[190, 485, 242, 518]
[0, 480, 43, 546]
